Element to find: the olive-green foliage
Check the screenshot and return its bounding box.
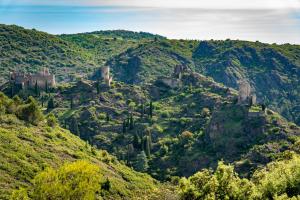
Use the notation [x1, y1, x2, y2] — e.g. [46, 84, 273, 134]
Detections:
[46, 113, 58, 127]
[0, 94, 163, 200]
[12, 160, 102, 200]
[16, 96, 44, 125]
[179, 161, 257, 200]
[179, 154, 300, 200]
[133, 151, 149, 172]
[253, 153, 300, 199]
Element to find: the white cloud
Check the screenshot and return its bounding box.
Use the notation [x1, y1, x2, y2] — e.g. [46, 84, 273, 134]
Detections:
[5, 0, 300, 9]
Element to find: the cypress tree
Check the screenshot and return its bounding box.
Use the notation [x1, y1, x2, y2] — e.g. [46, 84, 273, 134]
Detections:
[70, 97, 74, 109]
[47, 96, 55, 111]
[144, 136, 151, 157]
[34, 81, 40, 96]
[140, 103, 144, 118]
[149, 101, 153, 118]
[106, 112, 110, 122]
[133, 133, 141, 149]
[129, 113, 134, 130]
[45, 80, 48, 93]
[96, 81, 100, 94]
[122, 120, 127, 134]
[70, 118, 80, 136]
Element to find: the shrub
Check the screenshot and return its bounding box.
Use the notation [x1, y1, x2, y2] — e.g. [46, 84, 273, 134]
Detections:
[46, 113, 58, 127]
[16, 96, 43, 125]
[13, 161, 102, 200]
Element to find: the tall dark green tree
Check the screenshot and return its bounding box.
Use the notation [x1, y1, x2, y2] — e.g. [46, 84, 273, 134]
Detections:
[143, 136, 151, 157]
[96, 81, 100, 94]
[140, 103, 145, 118]
[129, 113, 134, 130]
[45, 80, 48, 93]
[47, 96, 55, 111]
[122, 120, 127, 134]
[34, 81, 40, 97]
[149, 101, 153, 118]
[70, 97, 74, 109]
[106, 112, 110, 122]
[133, 133, 141, 149]
[70, 117, 80, 136]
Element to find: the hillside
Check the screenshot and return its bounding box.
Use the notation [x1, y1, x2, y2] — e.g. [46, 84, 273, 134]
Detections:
[192, 40, 300, 125]
[46, 69, 300, 180]
[1, 24, 300, 125]
[59, 30, 163, 65]
[0, 93, 172, 200]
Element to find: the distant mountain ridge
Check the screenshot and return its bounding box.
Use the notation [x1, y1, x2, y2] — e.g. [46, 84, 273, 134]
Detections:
[0, 23, 299, 125]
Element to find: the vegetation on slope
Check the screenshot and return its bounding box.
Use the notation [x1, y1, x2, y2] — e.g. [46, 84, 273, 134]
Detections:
[179, 152, 300, 200]
[0, 92, 168, 200]
[192, 40, 300, 125]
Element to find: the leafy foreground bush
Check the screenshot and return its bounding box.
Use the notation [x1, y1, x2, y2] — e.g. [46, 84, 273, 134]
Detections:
[179, 153, 300, 200]
[12, 160, 102, 200]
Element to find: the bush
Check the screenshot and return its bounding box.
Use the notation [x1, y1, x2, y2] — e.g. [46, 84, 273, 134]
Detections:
[12, 161, 102, 200]
[16, 96, 43, 125]
[46, 113, 58, 127]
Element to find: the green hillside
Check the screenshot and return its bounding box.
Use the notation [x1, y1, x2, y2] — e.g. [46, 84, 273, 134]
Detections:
[1, 24, 299, 125]
[0, 93, 170, 200]
[0, 24, 99, 83]
[192, 40, 300, 125]
[46, 69, 300, 180]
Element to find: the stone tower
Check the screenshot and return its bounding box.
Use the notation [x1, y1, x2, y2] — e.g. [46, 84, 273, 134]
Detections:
[101, 66, 112, 87]
[238, 79, 256, 105]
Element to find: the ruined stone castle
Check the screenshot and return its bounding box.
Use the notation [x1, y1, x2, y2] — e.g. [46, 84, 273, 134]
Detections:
[159, 64, 187, 89]
[10, 68, 56, 89]
[100, 66, 113, 87]
[238, 79, 256, 105]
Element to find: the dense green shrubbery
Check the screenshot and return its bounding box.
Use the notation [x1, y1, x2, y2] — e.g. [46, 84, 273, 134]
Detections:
[12, 160, 102, 200]
[179, 153, 300, 200]
[16, 96, 43, 125]
[0, 93, 43, 125]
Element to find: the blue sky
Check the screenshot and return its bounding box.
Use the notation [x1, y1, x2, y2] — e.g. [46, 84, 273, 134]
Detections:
[1, 0, 300, 44]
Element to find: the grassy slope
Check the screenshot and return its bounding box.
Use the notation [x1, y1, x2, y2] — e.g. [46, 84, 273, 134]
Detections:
[0, 112, 165, 200]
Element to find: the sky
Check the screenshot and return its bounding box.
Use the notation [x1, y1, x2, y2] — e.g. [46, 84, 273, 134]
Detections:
[1, 0, 300, 44]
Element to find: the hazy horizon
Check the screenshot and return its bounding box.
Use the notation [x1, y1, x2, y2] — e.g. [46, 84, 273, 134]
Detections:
[1, 0, 300, 44]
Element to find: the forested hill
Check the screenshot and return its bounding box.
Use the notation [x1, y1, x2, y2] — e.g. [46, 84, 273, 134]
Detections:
[0, 93, 167, 199]
[0, 24, 300, 124]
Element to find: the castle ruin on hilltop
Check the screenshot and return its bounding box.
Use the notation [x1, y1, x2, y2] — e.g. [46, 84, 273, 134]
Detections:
[238, 79, 256, 105]
[100, 66, 113, 87]
[10, 68, 56, 90]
